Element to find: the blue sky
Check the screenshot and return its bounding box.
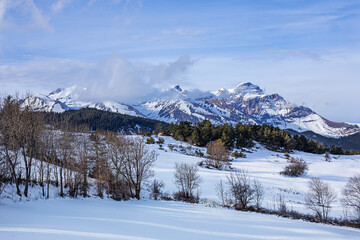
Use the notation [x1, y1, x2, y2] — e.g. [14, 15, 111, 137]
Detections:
[0, 0, 359, 122]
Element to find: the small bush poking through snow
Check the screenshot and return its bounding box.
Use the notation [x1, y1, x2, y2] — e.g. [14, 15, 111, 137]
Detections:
[280, 157, 308, 177]
[157, 137, 165, 144]
[232, 150, 246, 158]
[146, 137, 155, 144]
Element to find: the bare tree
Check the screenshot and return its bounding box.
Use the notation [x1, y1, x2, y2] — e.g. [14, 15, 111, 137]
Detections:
[174, 162, 202, 202]
[205, 140, 230, 169]
[20, 103, 43, 197]
[114, 137, 157, 200]
[90, 131, 109, 198]
[78, 133, 90, 197]
[215, 179, 227, 206]
[0, 154, 9, 197]
[227, 170, 254, 210]
[274, 194, 287, 214]
[253, 179, 264, 210]
[305, 178, 337, 223]
[55, 130, 74, 197]
[106, 132, 130, 200]
[341, 174, 360, 222]
[0, 96, 23, 196]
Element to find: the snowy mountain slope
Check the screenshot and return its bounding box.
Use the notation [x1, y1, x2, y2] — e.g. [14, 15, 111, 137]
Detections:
[21, 86, 144, 117]
[20, 83, 360, 138]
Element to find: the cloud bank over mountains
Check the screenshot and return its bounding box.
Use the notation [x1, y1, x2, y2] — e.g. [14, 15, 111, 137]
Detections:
[1, 55, 195, 104]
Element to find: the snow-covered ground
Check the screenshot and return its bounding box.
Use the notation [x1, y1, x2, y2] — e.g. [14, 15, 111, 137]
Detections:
[148, 136, 360, 219]
[1, 198, 360, 240]
[1, 135, 360, 239]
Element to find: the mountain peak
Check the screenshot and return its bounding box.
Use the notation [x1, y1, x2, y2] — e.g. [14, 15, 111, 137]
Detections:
[230, 82, 263, 95]
[171, 85, 183, 92]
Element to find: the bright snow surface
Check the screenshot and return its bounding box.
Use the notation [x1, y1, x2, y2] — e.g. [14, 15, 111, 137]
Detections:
[1, 199, 360, 240]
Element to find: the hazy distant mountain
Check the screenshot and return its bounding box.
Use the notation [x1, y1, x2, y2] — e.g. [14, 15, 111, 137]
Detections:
[21, 82, 360, 138]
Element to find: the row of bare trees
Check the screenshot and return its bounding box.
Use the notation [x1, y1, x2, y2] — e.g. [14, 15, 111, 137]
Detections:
[0, 96, 157, 200]
[213, 170, 360, 224]
[305, 176, 360, 224]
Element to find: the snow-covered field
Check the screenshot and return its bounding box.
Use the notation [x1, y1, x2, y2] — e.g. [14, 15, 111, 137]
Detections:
[1, 135, 360, 239]
[149, 136, 360, 218]
[1, 198, 360, 240]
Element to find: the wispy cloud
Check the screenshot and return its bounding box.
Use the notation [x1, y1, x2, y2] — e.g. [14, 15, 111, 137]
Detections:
[162, 28, 203, 39]
[51, 0, 72, 14]
[0, 0, 52, 31]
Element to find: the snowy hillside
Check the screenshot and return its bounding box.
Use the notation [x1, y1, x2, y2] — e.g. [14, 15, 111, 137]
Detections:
[20, 83, 360, 138]
[147, 136, 360, 218]
[1, 135, 360, 239]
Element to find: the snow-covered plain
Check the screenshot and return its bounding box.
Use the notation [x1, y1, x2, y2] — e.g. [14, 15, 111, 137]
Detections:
[1, 135, 360, 239]
[1, 198, 360, 240]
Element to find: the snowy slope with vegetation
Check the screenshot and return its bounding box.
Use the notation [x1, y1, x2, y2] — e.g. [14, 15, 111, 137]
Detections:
[147, 136, 360, 218]
[1, 133, 360, 239]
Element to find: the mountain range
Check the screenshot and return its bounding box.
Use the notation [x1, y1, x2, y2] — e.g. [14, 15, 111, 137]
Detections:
[20, 82, 360, 139]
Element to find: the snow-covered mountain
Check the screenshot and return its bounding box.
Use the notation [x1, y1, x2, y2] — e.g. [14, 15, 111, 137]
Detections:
[20, 82, 360, 138]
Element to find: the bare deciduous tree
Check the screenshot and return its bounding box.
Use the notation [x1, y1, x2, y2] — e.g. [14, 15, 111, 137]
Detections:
[227, 170, 254, 210]
[341, 174, 360, 221]
[112, 137, 157, 200]
[174, 162, 202, 202]
[0, 96, 22, 196]
[305, 178, 337, 223]
[55, 130, 74, 197]
[20, 102, 43, 197]
[215, 179, 226, 206]
[0, 154, 9, 197]
[253, 179, 264, 210]
[205, 140, 230, 169]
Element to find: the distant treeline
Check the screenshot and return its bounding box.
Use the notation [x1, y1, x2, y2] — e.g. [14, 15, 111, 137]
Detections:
[161, 120, 360, 155]
[37, 109, 358, 155]
[39, 108, 169, 133]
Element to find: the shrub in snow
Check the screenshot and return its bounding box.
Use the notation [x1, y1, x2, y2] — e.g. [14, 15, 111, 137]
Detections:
[325, 151, 331, 162]
[280, 157, 308, 177]
[146, 137, 155, 144]
[232, 150, 246, 158]
[156, 137, 165, 144]
[149, 179, 164, 200]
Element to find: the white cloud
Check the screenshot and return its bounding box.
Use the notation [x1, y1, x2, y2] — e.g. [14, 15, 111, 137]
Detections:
[0, 55, 195, 104]
[76, 55, 194, 103]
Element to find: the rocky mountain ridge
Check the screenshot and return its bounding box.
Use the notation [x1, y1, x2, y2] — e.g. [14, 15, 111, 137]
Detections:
[20, 82, 360, 138]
